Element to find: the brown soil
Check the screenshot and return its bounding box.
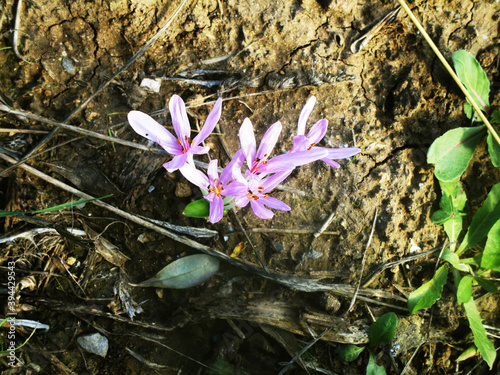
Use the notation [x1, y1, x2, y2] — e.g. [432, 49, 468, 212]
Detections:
[0, 0, 499, 374]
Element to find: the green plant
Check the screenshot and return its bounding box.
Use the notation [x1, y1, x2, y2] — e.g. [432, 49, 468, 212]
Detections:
[408, 50, 499, 368]
[334, 312, 397, 374]
[0, 317, 37, 354]
[0, 195, 112, 217]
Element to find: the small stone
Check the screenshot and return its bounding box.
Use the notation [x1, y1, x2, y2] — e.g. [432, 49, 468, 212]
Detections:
[61, 57, 76, 75]
[140, 78, 162, 93]
[77, 333, 108, 357]
[175, 182, 192, 197]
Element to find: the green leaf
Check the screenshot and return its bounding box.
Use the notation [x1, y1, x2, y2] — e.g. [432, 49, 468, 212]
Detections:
[462, 297, 496, 368]
[457, 276, 473, 303]
[456, 345, 478, 362]
[491, 111, 500, 124]
[457, 183, 500, 255]
[441, 249, 469, 272]
[443, 208, 464, 245]
[208, 359, 251, 375]
[369, 312, 397, 347]
[481, 219, 500, 271]
[367, 351, 387, 375]
[435, 180, 467, 245]
[474, 277, 498, 294]
[427, 126, 485, 181]
[334, 344, 365, 362]
[440, 180, 467, 210]
[452, 50, 490, 116]
[136, 254, 220, 288]
[182, 198, 210, 218]
[0, 195, 112, 218]
[408, 265, 448, 314]
[463, 102, 475, 120]
[431, 209, 450, 224]
[487, 130, 500, 167]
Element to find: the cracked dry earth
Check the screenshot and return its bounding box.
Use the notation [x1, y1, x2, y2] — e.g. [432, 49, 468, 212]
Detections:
[0, 0, 499, 374]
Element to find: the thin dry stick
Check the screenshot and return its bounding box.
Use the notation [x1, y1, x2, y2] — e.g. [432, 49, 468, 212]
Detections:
[361, 248, 438, 288]
[277, 329, 331, 375]
[400, 341, 423, 375]
[0, 151, 406, 305]
[0, 128, 48, 134]
[341, 208, 378, 317]
[129, 333, 215, 371]
[13, 0, 25, 60]
[313, 212, 335, 239]
[2, 0, 190, 176]
[0, 105, 167, 155]
[225, 227, 339, 235]
[125, 348, 174, 370]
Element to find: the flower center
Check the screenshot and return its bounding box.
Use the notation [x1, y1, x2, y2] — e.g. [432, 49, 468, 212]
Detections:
[177, 136, 192, 153]
[307, 142, 316, 151]
[209, 179, 224, 197]
[247, 191, 268, 200]
[249, 153, 269, 174]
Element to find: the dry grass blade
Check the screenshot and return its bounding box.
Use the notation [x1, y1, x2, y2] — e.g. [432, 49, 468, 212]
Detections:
[129, 332, 214, 371]
[361, 248, 438, 288]
[125, 348, 176, 370]
[341, 208, 378, 317]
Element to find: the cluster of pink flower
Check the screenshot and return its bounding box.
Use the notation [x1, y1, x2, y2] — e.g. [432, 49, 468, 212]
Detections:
[127, 95, 360, 223]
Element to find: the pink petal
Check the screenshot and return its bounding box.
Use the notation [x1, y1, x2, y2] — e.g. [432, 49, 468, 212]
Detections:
[192, 98, 222, 146]
[262, 196, 291, 211]
[238, 118, 256, 169]
[321, 158, 341, 168]
[297, 96, 316, 136]
[256, 121, 282, 160]
[189, 145, 210, 155]
[259, 170, 293, 193]
[207, 194, 224, 223]
[220, 149, 244, 184]
[207, 160, 219, 181]
[306, 119, 328, 144]
[326, 147, 361, 159]
[289, 148, 329, 166]
[163, 153, 189, 172]
[290, 135, 309, 153]
[222, 181, 248, 197]
[169, 95, 191, 141]
[259, 155, 295, 174]
[250, 200, 274, 219]
[235, 195, 250, 207]
[127, 111, 179, 154]
[263, 148, 328, 173]
[178, 163, 209, 188]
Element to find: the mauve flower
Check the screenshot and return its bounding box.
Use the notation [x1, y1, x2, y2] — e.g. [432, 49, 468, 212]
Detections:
[291, 96, 361, 168]
[127, 95, 222, 172]
[238, 118, 328, 176]
[180, 152, 247, 223]
[232, 168, 293, 220]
